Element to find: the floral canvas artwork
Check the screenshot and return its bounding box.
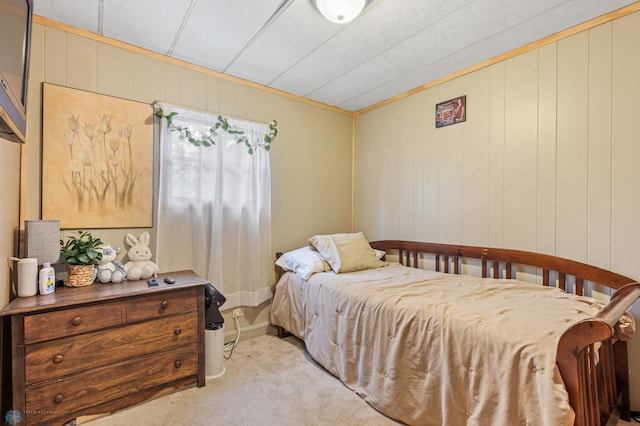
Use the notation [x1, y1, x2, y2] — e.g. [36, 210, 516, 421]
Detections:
[42, 84, 153, 228]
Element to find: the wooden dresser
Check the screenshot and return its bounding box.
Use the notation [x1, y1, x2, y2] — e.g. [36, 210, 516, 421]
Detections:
[1, 270, 207, 425]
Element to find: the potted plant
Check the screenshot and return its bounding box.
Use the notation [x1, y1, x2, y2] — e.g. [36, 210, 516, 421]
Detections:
[60, 230, 103, 287]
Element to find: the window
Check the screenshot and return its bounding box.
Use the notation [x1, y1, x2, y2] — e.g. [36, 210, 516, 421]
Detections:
[155, 104, 273, 308]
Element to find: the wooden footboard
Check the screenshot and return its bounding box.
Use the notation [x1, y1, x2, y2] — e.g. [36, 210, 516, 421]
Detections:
[558, 283, 640, 425]
[369, 240, 640, 426]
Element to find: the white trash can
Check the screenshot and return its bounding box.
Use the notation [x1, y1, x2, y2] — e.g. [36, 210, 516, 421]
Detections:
[205, 325, 225, 379]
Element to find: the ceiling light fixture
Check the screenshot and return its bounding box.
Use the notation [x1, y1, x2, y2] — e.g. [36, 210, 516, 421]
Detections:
[314, 0, 367, 24]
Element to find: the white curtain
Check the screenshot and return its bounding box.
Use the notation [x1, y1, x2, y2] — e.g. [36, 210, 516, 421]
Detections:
[156, 103, 272, 309]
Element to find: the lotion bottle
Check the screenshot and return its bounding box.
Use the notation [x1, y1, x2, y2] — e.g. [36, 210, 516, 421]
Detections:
[39, 262, 56, 295]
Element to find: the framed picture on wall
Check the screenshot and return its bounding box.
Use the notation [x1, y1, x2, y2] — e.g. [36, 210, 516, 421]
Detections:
[435, 95, 466, 128]
[41, 83, 154, 229]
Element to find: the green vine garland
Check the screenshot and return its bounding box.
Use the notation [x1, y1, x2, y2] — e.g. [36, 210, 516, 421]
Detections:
[154, 108, 278, 154]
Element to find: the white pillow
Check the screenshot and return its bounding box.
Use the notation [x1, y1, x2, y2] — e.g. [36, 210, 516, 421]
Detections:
[373, 249, 385, 259]
[275, 246, 331, 281]
[308, 232, 386, 273]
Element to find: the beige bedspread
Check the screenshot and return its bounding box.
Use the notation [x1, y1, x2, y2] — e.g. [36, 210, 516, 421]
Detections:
[270, 263, 634, 426]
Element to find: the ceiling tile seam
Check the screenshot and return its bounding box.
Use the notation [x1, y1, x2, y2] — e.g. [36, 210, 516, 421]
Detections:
[265, 0, 384, 87]
[223, 0, 296, 73]
[167, 0, 199, 56]
[335, 34, 508, 109]
[301, 0, 478, 99]
[330, 0, 577, 107]
[98, 0, 104, 35]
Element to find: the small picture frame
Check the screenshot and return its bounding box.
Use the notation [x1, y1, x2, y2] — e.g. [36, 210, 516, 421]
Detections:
[435, 95, 466, 128]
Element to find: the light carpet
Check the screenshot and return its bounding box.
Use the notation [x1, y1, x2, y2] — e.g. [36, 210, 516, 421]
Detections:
[85, 332, 400, 426]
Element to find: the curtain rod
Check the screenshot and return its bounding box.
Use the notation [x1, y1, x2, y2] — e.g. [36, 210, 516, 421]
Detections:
[152, 100, 273, 127]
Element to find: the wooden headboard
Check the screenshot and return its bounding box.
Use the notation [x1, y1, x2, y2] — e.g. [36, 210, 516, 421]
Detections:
[369, 240, 634, 294]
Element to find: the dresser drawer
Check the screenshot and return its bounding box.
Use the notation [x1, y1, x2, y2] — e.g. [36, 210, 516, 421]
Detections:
[24, 301, 122, 344]
[25, 311, 198, 384]
[125, 287, 198, 323]
[25, 345, 198, 424]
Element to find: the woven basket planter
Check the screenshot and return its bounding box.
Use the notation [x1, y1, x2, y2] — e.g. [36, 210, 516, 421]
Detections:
[66, 264, 96, 287]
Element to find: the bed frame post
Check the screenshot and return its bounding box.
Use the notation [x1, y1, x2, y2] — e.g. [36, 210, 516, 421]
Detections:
[274, 325, 291, 338]
[614, 340, 630, 422]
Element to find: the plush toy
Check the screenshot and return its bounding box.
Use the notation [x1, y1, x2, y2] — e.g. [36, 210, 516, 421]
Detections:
[123, 232, 159, 280]
[95, 244, 126, 283]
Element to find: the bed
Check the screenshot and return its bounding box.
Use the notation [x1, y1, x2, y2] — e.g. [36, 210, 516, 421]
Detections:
[269, 234, 640, 426]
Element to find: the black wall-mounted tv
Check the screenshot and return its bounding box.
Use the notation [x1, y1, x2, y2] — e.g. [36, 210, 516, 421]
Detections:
[0, 0, 33, 143]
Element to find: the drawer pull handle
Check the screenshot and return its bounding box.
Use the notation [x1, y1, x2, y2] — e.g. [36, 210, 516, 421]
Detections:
[175, 360, 182, 368]
[54, 394, 64, 404]
[71, 316, 83, 326]
[53, 354, 64, 364]
[174, 327, 182, 336]
[161, 301, 169, 309]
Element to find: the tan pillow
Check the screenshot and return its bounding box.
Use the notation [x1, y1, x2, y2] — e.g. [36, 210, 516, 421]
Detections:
[308, 232, 386, 273]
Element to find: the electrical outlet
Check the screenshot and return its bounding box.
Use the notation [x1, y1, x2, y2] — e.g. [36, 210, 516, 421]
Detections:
[232, 308, 244, 319]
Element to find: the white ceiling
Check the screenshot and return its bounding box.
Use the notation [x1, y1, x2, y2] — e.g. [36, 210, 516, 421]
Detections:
[33, 0, 637, 112]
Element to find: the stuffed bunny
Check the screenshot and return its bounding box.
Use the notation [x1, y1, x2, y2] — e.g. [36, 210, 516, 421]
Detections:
[123, 232, 159, 280]
[96, 244, 126, 283]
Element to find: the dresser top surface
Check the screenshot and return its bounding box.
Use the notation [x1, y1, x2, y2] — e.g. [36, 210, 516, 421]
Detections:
[1, 270, 208, 316]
